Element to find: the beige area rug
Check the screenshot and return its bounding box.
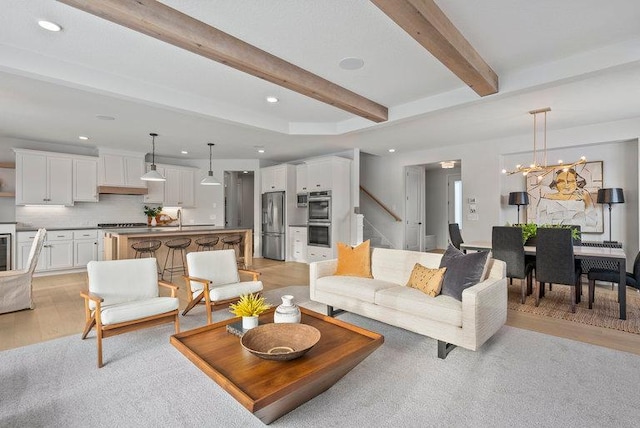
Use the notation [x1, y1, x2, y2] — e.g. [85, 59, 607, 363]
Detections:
[508, 281, 640, 333]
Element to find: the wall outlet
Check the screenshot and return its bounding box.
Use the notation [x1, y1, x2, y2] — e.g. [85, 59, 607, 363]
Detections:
[209, 214, 216, 220]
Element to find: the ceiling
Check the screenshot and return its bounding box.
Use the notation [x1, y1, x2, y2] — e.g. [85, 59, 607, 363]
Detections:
[1, 0, 639, 162]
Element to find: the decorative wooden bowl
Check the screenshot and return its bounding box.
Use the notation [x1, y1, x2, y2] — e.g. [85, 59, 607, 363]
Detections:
[240, 323, 321, 361]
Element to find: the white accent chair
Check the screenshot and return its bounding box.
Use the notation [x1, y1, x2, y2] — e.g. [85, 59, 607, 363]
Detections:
[0, 228, 46, 314]
[183, 249, 263, 324]
[82, 258, 180, 368]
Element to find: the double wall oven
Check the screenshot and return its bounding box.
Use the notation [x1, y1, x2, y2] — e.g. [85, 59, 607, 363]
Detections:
[307, 191, 331, 248]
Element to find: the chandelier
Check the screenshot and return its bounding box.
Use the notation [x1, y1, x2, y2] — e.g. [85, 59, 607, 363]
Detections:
[502, 107, 586, 181]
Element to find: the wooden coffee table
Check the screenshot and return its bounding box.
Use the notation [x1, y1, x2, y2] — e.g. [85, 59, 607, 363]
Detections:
[170, 307, 383, 424]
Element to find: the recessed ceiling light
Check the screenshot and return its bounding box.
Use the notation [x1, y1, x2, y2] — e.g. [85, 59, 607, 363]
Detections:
[440, 161, 455, 169]
[243, 171, 248, 174]
[181, 150, 188, 154]
[339, 57, 364, 70]
[38, 20, 62, 32]
[78, 136, 89, 141]
[258, 149, 265, 153]
[266, 96, 279, 103]
[95, 114, 115, 121]
[388, 148, 396, 153]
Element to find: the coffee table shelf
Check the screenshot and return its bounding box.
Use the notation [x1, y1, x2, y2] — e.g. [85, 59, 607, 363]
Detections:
[170, 307, 383, 424]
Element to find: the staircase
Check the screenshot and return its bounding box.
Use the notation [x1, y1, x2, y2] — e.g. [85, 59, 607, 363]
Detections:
[363, 218, 393, 249]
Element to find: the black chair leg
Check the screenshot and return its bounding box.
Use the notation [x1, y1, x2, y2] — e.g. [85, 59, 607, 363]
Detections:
[588, 279, 595, 309]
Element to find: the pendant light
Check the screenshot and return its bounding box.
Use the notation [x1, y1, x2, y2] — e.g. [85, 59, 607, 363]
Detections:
[201, 143, 221, 185]
[140, 132, 166, 181]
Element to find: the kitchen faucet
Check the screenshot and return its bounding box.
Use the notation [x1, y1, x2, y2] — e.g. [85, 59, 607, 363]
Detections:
[177, 208, 182, 230]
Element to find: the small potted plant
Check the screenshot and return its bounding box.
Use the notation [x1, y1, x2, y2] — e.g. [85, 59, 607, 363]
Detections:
[229, 293, 271, 330]
[143, 205, 163, 226]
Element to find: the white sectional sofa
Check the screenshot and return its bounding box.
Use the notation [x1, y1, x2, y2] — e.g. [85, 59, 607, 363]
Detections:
[310, 247, 507, 358]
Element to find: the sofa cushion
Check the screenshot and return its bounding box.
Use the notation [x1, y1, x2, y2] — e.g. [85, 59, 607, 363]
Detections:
[439, 244, 490, 301]
[334, 240, 373, 278]
[406, 264, 446, 297]
[315, 275, 397, 303]
[375, 286, 463, 327]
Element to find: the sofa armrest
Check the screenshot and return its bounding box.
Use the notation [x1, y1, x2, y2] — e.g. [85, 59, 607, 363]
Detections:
[460, 264, 508, 350]
[309, 259, 338, 300]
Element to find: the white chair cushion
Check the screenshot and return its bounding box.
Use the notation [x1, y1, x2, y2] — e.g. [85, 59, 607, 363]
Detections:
[186, 250, 241, 293]
[87, 258, 159, 308]
[203, 280, 263, 302]
[100, 297, 178, 325]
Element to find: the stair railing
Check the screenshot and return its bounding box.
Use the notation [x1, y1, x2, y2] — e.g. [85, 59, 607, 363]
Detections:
[360, 185, 402, 222]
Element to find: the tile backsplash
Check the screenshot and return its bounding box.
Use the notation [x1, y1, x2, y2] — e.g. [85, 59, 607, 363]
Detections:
[16, 194, 150, 228]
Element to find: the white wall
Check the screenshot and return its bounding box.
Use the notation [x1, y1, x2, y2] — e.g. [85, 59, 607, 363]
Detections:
[425, 166, 461, 249]
[361, 116, 640, 264]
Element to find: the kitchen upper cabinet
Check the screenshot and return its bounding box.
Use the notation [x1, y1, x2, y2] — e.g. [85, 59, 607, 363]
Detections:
[73, 157, 98, 202]
[15, 150, 73, 206]
[143, 164, 165, 204]
[163, 166, 195, 207]
[305, 156, 351, 192]
[98, 150, 146, 188]
[261, 165, 287, 193]
[296, 164, 309, 193]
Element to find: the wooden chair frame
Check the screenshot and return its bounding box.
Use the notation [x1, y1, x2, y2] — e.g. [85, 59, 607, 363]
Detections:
[182, 269, 261, 324]
[80, 280, 180, 368]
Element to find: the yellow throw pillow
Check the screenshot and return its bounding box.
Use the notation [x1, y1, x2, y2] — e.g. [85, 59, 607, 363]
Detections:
[406, 263, 447, 297]
[334, 240, 373, 278]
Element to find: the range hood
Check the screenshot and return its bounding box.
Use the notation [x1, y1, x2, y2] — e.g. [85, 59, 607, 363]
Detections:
[97, 186, 148, 195]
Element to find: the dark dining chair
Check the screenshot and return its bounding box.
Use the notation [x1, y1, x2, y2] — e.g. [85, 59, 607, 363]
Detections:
[492, 226, 535, 304]
[587, 251, 640, 309]
[448, 223, 464, 252]
[535, 228, 582, 313]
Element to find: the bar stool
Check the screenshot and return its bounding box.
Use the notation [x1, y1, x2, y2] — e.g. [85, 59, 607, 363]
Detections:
[131, 240, 161, 273]
[162, 238, 191, 282]
[221, 234, 244, 268]
[195, 236, 219, 252]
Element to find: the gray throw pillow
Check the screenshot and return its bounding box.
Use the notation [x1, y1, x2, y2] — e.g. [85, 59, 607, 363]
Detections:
[439, 244, 490, 301]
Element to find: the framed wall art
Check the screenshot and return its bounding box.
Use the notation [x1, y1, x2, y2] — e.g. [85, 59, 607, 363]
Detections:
[525, 161, 603, 233]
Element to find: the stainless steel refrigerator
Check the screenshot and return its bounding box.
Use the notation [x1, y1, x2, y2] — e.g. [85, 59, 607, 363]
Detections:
[262, 191, 285, 260]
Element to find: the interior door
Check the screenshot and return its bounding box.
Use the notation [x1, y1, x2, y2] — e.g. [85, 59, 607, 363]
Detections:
[404, 166, 424, 251]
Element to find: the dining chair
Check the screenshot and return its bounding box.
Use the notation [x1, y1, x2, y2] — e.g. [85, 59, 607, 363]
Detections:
[535, 228, 582, 313]
[82, 258, 180, 368]
[182, 249, 263, 324]
[492, 226, 534, 304]
[0, 228, 46, 314]
[587, 251, 640, 309]
[448, 223, 464, 252]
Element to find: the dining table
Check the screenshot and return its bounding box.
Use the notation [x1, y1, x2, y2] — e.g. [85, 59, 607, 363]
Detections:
[460, 241, 628, 320]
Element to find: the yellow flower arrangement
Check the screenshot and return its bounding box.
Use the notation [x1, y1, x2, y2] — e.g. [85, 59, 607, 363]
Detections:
[229, 293, 271, 317]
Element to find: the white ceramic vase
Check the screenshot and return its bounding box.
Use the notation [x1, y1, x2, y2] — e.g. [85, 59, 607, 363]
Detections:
[274, 295, 301, 323]
[150, 217, 157, 227]
[242, 315, 259, 330]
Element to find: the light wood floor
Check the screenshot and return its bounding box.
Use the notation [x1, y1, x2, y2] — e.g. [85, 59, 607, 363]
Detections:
[2, 259, 640, 356]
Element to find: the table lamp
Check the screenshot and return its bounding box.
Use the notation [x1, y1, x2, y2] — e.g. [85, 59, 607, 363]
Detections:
[597, 188, 624, 243]
[508, 191, 529, 224]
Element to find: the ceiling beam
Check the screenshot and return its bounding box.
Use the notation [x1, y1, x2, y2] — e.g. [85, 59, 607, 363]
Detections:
[370, 0, 498, 96]
[57, 0, 388, 123]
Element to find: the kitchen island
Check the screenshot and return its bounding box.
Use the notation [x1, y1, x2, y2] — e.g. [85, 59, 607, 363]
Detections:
[103, 226, 253, 267]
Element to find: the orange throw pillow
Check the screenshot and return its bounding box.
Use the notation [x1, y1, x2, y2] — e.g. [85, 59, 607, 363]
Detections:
[406, 263, 447, 297]
[334, 240, 373, 278]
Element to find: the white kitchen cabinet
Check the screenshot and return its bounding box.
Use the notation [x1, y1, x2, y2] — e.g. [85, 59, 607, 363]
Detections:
[17, 229, 98, 272]
[73, 230, 98, 267]
[306, 159, 333, 191]
[296, 164, 309, 193]
[143, 164, 166, 204]
[17, 230, 73, 272]
[163, 166, 195, 207]
[288, 226, 308, 263]
[15, 150, 73, 206]
[73, 157, 98, 202]
[98, 150, 146, 188]
[307, 246, 333, 263]
[261, 165, 287, 193]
